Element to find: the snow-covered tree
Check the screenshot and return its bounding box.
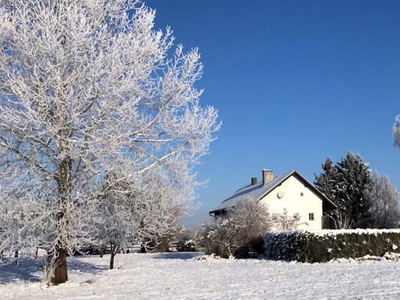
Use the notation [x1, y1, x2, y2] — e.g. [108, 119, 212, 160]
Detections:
[369, 172, 400, 229]
[0, 0, 219, 284]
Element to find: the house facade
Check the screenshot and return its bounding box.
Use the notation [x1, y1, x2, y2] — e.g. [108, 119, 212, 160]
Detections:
[209, 169, 336, 230]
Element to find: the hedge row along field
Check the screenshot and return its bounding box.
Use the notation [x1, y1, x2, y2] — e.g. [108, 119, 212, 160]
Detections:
[264, 229, 400, 263]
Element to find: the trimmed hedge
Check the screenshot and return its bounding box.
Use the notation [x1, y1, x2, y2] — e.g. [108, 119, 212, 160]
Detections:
[264, 229, 400, 263]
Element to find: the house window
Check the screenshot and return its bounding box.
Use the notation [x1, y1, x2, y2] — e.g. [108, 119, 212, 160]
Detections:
[309, 213, 314, 221]
[300, 192, 304, 196]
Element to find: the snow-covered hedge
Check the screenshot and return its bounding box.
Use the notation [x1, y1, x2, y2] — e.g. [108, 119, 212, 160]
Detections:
[264, 229, 400, 263]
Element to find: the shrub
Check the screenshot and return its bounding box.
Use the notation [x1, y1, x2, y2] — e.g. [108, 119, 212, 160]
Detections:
[199, 200, 305, 258]
[175, 228, 197, 252]
[177, 240, 196, 252]
[198, 199, 280, 258]
[198, 199, 271, 258]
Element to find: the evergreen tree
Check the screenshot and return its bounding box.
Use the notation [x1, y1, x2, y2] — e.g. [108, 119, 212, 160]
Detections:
[314, 158, 338, 201]
[315, 153, 373, 228]
[335, 153, 372, 228]
[314, 158, 340, 227]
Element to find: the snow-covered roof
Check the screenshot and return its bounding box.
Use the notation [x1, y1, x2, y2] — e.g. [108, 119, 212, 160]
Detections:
[209, 170, 336, 215]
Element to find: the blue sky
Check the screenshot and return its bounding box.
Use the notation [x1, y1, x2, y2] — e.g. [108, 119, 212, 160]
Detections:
[144, 0, 400, 228]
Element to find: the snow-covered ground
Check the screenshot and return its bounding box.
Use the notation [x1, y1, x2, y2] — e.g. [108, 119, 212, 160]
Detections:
[2, 252, 400, 299]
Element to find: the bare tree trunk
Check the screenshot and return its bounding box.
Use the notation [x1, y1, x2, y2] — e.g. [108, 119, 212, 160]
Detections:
[100, 246, 106, 258]
[109, 243, 119, 270]
[110, 251, 115, 270]
[47, 248, 68, 285]
[14, 250, 18, 265]
[52, 249, 68, 284]
[50, 150, 72, 285]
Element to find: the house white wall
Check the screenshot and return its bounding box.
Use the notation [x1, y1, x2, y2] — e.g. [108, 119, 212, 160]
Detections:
[259, 175, 323, 230]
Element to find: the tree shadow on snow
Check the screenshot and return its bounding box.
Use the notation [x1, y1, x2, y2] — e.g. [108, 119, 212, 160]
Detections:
[0, 258, 43, 284]
[68, 257, 108, 273]
[152, 252, 202, 260]
[0, 257, 107, 285]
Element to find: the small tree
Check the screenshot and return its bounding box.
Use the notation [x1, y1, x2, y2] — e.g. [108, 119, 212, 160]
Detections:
[97, 164, 195, 269]
[270, 208, 302, 231]
[369, 172, 400, 229]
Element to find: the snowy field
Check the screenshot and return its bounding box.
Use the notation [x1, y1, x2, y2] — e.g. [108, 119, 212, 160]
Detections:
[2, 253, 400, 299]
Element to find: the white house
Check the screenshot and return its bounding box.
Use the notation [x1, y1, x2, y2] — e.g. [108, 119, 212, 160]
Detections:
[209, 169, 337, 230]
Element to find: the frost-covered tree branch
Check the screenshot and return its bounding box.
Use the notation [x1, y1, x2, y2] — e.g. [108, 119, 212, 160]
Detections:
[0, 0, 219, 285]
[393, 115, 400, 148]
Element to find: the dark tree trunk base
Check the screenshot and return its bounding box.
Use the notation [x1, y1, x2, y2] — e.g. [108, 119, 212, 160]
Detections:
[100, 246, 106, 258]
[110, 252, 115, 269]
[47, 249, 68, 285]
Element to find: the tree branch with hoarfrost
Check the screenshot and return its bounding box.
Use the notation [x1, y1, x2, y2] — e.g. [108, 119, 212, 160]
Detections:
[393, 115, 400, 148]
[0, 0, 220, 285]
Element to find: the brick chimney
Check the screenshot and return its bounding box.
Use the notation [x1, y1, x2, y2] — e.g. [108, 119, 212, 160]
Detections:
[262, 169, 273, 185]
[251, 177, 257, 185]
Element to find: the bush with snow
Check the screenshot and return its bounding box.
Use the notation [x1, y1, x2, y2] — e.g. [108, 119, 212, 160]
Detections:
[199, 200, 303, 258]
[198, 199, 272, 258]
